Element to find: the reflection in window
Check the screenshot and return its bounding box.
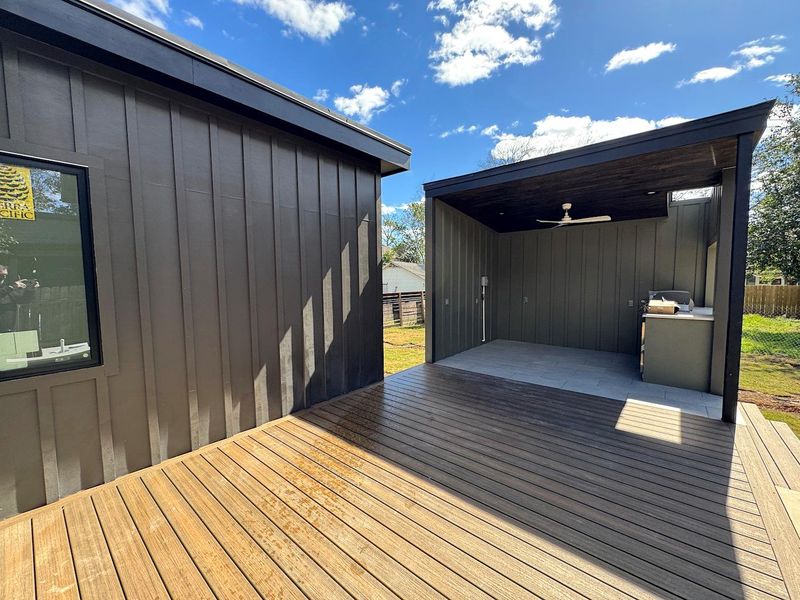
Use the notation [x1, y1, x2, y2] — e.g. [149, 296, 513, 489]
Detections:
[0, 156, 99, 377]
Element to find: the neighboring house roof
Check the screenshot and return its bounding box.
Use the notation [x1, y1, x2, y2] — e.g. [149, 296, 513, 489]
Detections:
[384, 261, 425, 280]
[1, 0, 411, 176]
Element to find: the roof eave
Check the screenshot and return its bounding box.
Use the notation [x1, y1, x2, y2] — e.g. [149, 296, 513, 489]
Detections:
[424, 100, 774, 197]
[0, 0, 411, 175]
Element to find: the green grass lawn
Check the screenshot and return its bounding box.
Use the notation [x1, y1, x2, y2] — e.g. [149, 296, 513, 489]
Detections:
[739, 314, 800, 437]
[759, 409, 800, 437]
[741, 314, 800, 358]
[384, 325, 425, 375]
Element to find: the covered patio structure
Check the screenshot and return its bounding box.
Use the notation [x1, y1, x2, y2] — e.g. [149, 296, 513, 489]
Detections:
[423, 101, 775, 423]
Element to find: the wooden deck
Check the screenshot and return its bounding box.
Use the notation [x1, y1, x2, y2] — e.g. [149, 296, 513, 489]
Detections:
[2, 363, 800, 599]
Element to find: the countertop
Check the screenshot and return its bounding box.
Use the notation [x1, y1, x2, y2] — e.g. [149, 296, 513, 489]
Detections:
[643, 306, 714, 321]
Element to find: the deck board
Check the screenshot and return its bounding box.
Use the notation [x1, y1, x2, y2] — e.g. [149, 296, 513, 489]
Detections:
[1, 363, 798, 600]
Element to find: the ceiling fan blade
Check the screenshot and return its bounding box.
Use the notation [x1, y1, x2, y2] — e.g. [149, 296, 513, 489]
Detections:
[566, 215, 612, 224]
[535, 219, 564, 224]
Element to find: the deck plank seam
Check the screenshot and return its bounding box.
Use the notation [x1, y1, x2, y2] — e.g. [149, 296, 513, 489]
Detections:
[210, 444, 439, 600]
[276, 420, 646, 600]
[185, 454, 349, 600]
[336, 391, 773, 556]
[88, 495, 133, 600]
[257, 426, 574, 600]
[237, 435, 500, 600]
[308, 408, 768, 600]
[392, 373, 741, 454]
[313, 403, 785, 592]
[117, 479, 215, 598]
[158, 464, 303, 600]
[379, 378, 748, 478]
[349, 388, 764, 520]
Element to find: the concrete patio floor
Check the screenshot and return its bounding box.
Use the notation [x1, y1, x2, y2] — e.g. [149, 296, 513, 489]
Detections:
[437, 340, 724, 419]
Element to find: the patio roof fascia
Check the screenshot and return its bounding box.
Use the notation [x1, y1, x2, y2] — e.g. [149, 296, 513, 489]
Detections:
[0, 0, 411, 176]
[423, 100, 775, 198]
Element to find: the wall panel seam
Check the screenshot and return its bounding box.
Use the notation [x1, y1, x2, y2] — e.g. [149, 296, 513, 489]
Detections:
[209, 117, 235, 437]
[242, 130, 266, 426]
[123, 87, 161, 466]
[68, 68, 87, 154]
[95, 374, 116, 482]
[1, 45, 24, 140]
[36, 384, 60, 503]
[169, 104, 200, 451]
[270, 138, 289, 418]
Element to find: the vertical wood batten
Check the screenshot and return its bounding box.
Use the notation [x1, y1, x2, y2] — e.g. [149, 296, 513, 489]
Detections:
[296, 148, 311, 410]
[170, 104, 200, 451]
[123, 87, 161, 466]
[68, 68, 87, 154]
[209, 118, 234, 436]
[270, 138, 290, 417]
[1, 46, 24, 140]
[35, 385, 59, 503]
[95, 375, 116, 482]
[242, 131, 266, 425]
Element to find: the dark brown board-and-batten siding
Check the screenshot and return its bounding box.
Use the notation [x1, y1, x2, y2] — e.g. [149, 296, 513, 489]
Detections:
[0, 32, 383, 519]
[433, 195, 715, 361]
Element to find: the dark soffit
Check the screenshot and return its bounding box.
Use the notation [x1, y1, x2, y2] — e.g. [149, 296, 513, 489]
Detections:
[424, 101, 774, 232]
[0, 0, 411, 176]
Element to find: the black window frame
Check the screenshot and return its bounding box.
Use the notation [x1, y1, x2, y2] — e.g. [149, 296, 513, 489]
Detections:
[0, 152, 102, 381]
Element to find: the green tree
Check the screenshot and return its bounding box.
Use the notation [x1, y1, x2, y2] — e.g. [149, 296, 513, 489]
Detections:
[382, 198, 425, 264]
[748, 74, 800, 283]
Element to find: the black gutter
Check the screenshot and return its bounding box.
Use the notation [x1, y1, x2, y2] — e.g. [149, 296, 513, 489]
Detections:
[0, 0, 411, 175]
[424, 100, 774, 196]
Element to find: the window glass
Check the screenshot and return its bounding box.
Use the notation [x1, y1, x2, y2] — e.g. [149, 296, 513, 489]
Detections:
[0, 156, 99, 378]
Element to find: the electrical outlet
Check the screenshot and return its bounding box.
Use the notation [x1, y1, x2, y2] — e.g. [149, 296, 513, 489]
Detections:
[627, 299, 634, 308]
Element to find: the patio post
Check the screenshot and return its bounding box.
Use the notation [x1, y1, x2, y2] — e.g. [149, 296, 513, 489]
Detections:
[722, 132, 754, 423]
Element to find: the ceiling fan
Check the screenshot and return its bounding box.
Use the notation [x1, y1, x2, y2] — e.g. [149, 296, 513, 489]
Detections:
[536, 203, 611, 227]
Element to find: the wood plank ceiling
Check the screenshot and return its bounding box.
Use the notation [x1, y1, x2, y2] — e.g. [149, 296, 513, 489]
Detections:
[439, 137, 738, 232]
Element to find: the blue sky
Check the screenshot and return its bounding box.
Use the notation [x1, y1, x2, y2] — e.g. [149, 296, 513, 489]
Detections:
[113, 0, 798, 212]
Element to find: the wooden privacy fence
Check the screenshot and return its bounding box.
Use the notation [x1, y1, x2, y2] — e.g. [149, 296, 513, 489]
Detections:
[15, 285, 87, 346]
[744, 285, 800, 318]
[383, 291, 426, 326]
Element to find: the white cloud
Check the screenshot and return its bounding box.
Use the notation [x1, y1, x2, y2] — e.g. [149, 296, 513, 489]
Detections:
[110, 0, 170, 28]
[732, 43, 784, 69]
[388, 2, 401, 10]
[605, 41, 676, 72]
[678, 35, 786, 86]
[184, 13, 204, 29]
[481, 124, 500, 136]
[433, 14, 449, 26]
[382, 203, 408, 215]
[679, 66, 742, 86]
[487, 114, 688, 162]
[313, 88, 330, 102]
[232, 0, 354, 41]
[334, 84, 391, 123]
[427, 0, 559, 86]
[390, 79, 407, 97]
[764, 73, 793, 85]
[440, 124, 478, 138]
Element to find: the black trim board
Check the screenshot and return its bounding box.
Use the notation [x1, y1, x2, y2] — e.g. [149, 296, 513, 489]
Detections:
[0, 0, 411, 176]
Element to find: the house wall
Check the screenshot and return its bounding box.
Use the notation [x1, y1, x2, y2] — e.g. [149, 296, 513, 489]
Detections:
[431, 200, 497, 361]
[493, 200, 714, 355]
[382, 265, 424, 293]
[0, 31, 383, 518]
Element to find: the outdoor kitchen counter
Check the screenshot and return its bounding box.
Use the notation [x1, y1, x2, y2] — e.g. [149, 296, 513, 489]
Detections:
[642, 307, 714, 391]
[643, 306, 715, 321]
